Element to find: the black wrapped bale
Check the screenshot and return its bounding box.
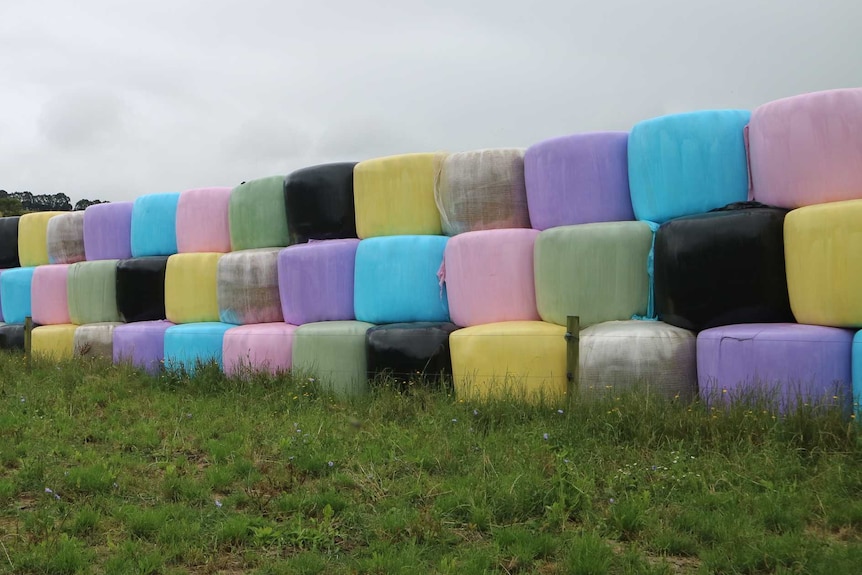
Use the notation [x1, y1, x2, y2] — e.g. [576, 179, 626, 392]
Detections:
[366, 322, 457, 385]
[284, 163, 357, 244]
[654, 202, 793, 332]
[116, 256, 169, 323]
[0, 217, 20, 269]
[0, 323, 25, 351]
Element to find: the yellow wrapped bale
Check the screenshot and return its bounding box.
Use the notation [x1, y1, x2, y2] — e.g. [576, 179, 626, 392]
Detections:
[165, 253, 223, 324]
[450, 321, 567, 402]
[785, 199, 862, 327]
[18, 212, 66, 266]
[354, 153, 443, 238]
[32, 324, 77, 360]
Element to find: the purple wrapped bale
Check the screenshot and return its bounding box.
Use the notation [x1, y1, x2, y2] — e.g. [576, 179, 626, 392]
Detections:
[524, 132, 633, 230]
[84, 202, 134, 261]
[113, 320, 175, 375]
[278, 239, 358, 325]
[697, 323, 854, 412]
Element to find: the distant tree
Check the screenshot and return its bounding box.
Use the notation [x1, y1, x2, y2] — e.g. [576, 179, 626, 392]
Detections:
[0, 196, 24, 216]
[7, 191, 72, 212]
[74, 198, 107, 211]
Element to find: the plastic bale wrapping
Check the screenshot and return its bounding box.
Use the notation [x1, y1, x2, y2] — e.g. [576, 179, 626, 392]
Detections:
[229, 176, 290, 251]
[31, 264, 71, 325]
[164, 253, 222, 324]
[524, 132, 633, 230]
[0, 323, 25, 351]
[654, 204, 793, 332]
[131, 193, 181, 257]
[67, 260, 121, 325]
[354, 235, 449, 324]
[698, 324, 854, 412]
[749, 88, 862, 209]
[534, 222, 652, 328]
[450, 321, 567, 402]
[0, 216, 21, 268]
[164, 322, 233, 375]
[284, 163, 358, 244]
[84, 202, 133, 261]
[443, 229, 540, 327]
[578, 320, 697, 400]
[435, 148, 531, 235]
[19, 212, 65, 267]
[785, 200, 862, 328]
[0, 267, 36, 324]
[176, 187, 232, 253]
[353, 153, 443, 238]
[628, 110, 751, 223]
[278, 239, 358, 325]
[222, 323, 298, 377]
[112, 320, 175, 375]
[0, 271, 4, 322]
[74, 322, 123, 360]
[366, 322, 457, 385]
[217, 248, 283, 325]
[116, 257, 168, 323]
[292, 321, 375, 397]
[853, 332, 862, 422]
[32, 324, 77, 359]
[47, 212, 86, 264]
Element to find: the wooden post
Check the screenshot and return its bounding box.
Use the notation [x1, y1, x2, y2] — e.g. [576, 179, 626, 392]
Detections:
[24, 316, 33, 371]
[565, 315, 580, 397]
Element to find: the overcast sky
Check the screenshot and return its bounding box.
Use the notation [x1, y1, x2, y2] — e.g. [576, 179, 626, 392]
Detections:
[1, 0, 859, 203]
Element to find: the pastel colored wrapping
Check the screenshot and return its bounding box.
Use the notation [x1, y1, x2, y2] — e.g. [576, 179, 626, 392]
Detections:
[163, 322, 234, 374]
[0, 267, 36, 324]
[47, 212, 86, 264]
[164, 253, 222, 324]
[222, 323, 298, 376]
[84, 202, 133, 261]
[131, 193, 181, 257]
[74, 322, 123, 360]
[31, 324, 77, 359]
[217, 248, 283, 325]
[229, 176, 290, 251]
[67, 260, 121, 325]
[112, 320, 175, 374]
[31, 264, 71, 325]
[176, 187, 232, 253]
[19, 212, 65, 267]
[292, 321, 375, 397]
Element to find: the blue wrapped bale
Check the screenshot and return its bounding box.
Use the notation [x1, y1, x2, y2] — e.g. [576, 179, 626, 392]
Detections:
[0, 267, 36, 324]
[131, 193, 181, 257]
[164, 322, 234, 375]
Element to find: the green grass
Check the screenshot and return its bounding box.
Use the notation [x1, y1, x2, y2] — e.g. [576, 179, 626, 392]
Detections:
[0, 352, 860, 574]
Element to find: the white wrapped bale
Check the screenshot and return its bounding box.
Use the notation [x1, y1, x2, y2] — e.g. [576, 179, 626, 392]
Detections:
[74, 322, 124, 360]
[47, 212, 86, 264]
[217, 248, 283, 325]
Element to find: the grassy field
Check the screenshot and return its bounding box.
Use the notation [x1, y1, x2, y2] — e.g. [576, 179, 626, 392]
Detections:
[0, 352, 861, 574]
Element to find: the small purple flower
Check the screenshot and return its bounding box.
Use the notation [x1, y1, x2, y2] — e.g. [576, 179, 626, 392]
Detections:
[186, 413, 192, 419]
[564, 459, 570, 464]
[288, 456, 295, 461]
[543, 433, 549, 440]
[44, 487, 53, 494]
[215, 499, 223, 508]
[651, 466, 657, 471]
[328, 461, 334, 468]
[557, 409, 564, 414]
[451, 418, 458, 423]
[20, 397, 25, 403]
[113, 482, 118, 488]
[296, 429, 302, 434]
[473, 409, 478, 416]
[54, 494, 60, 500]
[609, 498, 615, 504]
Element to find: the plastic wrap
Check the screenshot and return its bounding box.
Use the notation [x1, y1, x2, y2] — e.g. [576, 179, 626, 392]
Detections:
[176, 187, 233, 253]
[628, 110, 750, 223]
[450, 321, 567, 402]
[655, 205, 792, 332]
[0, 216, 21, 268]
[524, 132, 633, 230]
[366, 322, 457, 384]
[31, 264, 71, 325]
[164, 253, 222, 324]
[698, 323, 854, 411]
[19, 212, 65, 267]
[784, 199, 862, 328]
[217, 248, 283, 325]
[435, 148, 530, 235]
[579, 320, 697, 400]
[47, 212, 86, 264]
[84, 202, 133, 261]
[32, 324, 77, 359]
[74, 322, 123, 360]
[0, 323, 25, 351]
[354, 235, 449, 324]
[222, 323, 298, 376]
[229, 176, 290, 251]
[749, 88, 862, 209]
[0, 270, 5, 322]
[112, 320, 175, 374]
[67, 260, 121, 325]
[443, 229, 539, 327]
[278, 239, 358, 325]
[0, 267, 36, 324]
[534, 222, 652, 328]
[292, 321, 375, 397]
[116, 256, 169, 323]
[163, 322, 234, 374]
[284, 163, 358, 244]
[131, 193, 181, 257]
[354, 153, 443, 238]
[853, 332, 862, 422]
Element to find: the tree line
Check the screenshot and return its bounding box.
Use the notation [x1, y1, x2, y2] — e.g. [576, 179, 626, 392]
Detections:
[0, 190, 108, 217]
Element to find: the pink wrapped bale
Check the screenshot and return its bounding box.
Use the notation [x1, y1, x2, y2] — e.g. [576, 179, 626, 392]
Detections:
[84, 202, 134, 261]
[176, 187, 233, 253]
[749, 88, 862, 209]
[31, 264, 71, 325]
[443, 229, 540, 327]
[223, 323, 298, 376]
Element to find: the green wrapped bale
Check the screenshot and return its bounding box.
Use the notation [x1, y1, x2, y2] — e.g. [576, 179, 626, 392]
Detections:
[292, 321, 375, 397]
[67, 260, 121, 325]
[534, 222, 652, 328]
[229, 176, 290, 251]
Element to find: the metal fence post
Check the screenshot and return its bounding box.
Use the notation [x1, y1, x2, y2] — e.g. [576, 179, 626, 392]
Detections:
[565, 315, 579, 398]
